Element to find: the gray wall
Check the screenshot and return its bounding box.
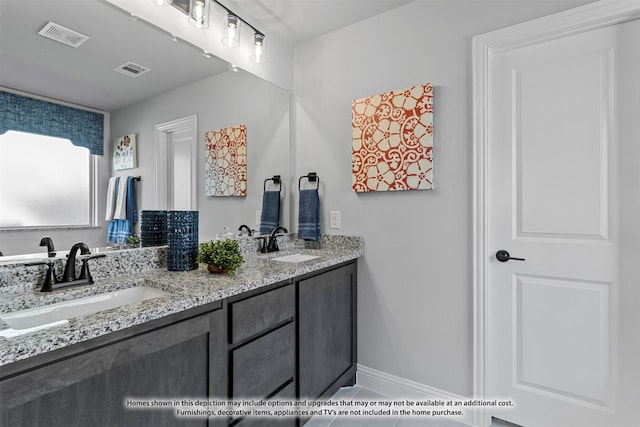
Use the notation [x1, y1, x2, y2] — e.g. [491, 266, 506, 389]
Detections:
[110, 70, 290, 242]
[292, 0, 593, 397]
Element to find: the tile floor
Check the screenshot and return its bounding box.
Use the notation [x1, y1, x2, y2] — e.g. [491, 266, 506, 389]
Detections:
[304, 386, 514, 427]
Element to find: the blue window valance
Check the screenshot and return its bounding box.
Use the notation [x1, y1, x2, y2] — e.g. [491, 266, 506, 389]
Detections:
[0, 90, 104, 155]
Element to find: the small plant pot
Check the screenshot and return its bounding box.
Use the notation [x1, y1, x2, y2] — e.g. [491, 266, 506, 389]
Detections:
[207, 264, 229, 274]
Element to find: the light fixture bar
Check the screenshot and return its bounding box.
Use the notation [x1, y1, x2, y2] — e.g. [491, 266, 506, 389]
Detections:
[150, 0, 267, 63]
[211, 0, 263, 38]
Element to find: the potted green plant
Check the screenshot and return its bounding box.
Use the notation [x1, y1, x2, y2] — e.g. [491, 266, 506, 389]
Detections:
[197, 239, 244, 275]
[127, 234, 140, 247]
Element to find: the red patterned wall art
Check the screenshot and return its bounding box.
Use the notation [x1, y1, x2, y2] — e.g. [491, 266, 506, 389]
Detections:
[352, 83, 433, 192]
[204, 124, 247, 197]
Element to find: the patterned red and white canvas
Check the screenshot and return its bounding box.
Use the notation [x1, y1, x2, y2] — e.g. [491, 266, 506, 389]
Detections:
[204, 124, 247, 197]
[352, 83, 433, 192]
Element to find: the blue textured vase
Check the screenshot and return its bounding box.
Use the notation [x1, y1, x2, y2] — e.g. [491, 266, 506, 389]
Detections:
[167, 210, 199, 271]
[140, 210, 167, 247]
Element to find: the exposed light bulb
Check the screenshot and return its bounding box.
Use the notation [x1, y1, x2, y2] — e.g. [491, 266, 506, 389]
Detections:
[188, 0, 209, 29]
[221, 13, 240, 48]
[250, 33, 266, 64]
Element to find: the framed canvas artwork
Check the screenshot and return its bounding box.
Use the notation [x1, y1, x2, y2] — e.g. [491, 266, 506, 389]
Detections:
[204, 124, 247, 197]
[112, 133, 137, 171]
[352, 83, 433, 192]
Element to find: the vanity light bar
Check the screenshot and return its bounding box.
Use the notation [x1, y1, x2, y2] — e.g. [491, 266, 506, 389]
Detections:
[150, 0, 266, 64]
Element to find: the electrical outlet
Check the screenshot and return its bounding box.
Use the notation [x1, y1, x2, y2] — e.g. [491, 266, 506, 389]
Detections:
[256, 210, 262, 226]
[330, 210, 341, 229]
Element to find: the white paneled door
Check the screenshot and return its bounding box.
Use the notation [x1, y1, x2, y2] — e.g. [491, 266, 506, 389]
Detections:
[154, 115, 198, 211]
[487, 19, 640, 427]
[167, 126, 195, 211]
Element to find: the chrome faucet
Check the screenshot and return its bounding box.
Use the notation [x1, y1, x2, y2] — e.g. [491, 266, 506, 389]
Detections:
[39, 236, 56, 257]
[266, 227, 288, 252]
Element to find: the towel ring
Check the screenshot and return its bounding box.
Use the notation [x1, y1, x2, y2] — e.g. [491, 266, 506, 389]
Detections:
[264, 175, 281, 192]
[298, 172, 319, 191]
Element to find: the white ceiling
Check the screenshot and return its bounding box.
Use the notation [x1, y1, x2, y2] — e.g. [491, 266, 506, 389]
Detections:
[0, 0, 411, 111]
[222, 0, 413, 45]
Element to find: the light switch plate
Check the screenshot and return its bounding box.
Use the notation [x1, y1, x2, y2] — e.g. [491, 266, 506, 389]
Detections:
[330, 211, 341, 229]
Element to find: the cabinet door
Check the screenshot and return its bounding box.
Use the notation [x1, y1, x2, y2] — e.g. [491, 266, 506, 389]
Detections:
[0, 314, 214, 427]
[298, 263, 357, 400]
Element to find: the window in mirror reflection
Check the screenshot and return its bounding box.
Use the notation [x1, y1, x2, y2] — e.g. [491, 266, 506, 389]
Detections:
[0, 131, 95, 228]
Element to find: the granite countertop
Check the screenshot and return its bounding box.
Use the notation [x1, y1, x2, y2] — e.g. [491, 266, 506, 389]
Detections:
[0, 236, 363, 368]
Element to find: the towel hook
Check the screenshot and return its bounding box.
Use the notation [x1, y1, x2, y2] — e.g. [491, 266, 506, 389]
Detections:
[263, 175, 281, 193]
[298, 172, 319, 191]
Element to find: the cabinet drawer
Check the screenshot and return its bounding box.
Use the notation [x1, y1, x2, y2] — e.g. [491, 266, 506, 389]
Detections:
[229, 284, 294, 343]
[231, 323, 294, 398]
[233, 382, 296, 427]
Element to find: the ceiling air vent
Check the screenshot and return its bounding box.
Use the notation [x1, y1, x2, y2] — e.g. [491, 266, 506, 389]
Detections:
[38, 21, 89, 48]
[112, 61, 151, 78]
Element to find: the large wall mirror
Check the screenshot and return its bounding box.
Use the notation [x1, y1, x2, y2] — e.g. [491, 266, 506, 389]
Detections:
[0, 0, 290, 257]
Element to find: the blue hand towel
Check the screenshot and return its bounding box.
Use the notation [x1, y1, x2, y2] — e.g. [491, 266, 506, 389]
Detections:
[107, 177, 137, 244]
[107, 178, 121, 243]
[260, 191, 280, 235]
[126, 176, 138, 226]
[107, 217, 130, 244]
[298, 189, 320, 241]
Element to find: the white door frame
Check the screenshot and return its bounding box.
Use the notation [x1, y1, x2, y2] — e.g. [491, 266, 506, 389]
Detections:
[154, 115, 198, 210]
[472, 2, 640, 426]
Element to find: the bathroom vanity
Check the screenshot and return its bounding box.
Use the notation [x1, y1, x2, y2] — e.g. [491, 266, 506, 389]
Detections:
[0, 236, 362, 427]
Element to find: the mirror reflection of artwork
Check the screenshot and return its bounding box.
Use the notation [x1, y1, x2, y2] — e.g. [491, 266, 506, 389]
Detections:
[352, 83, 434, 192]
[112, 133, 137, 171]
[204, 124, 247, 197]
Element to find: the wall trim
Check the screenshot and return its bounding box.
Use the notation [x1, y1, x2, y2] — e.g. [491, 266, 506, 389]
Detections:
[472, 2, 640, 427]
[356, 364, 475, 426]
[154, 114, 198, 210]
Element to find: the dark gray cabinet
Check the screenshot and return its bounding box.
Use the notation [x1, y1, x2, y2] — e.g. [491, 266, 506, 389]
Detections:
[0, 260, 357, 427]
[226, 282, 296, 427]
[226, 261, 357, 427]
[0, 306, 223, 427]
[298, 262, 357, 401]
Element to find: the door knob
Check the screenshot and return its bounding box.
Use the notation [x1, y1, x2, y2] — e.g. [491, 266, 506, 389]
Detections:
[496, 250, 525, 262]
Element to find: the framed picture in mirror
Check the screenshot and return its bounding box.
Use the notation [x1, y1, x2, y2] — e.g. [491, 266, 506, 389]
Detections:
[113, 133, 137, 171]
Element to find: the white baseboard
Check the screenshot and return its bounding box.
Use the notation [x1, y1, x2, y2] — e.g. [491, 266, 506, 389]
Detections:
[356, 364, 477, 426]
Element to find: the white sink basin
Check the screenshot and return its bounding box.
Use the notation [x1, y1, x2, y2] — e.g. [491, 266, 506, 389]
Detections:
[271, 253, 320, 263]
[0, 286, 167, 337]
